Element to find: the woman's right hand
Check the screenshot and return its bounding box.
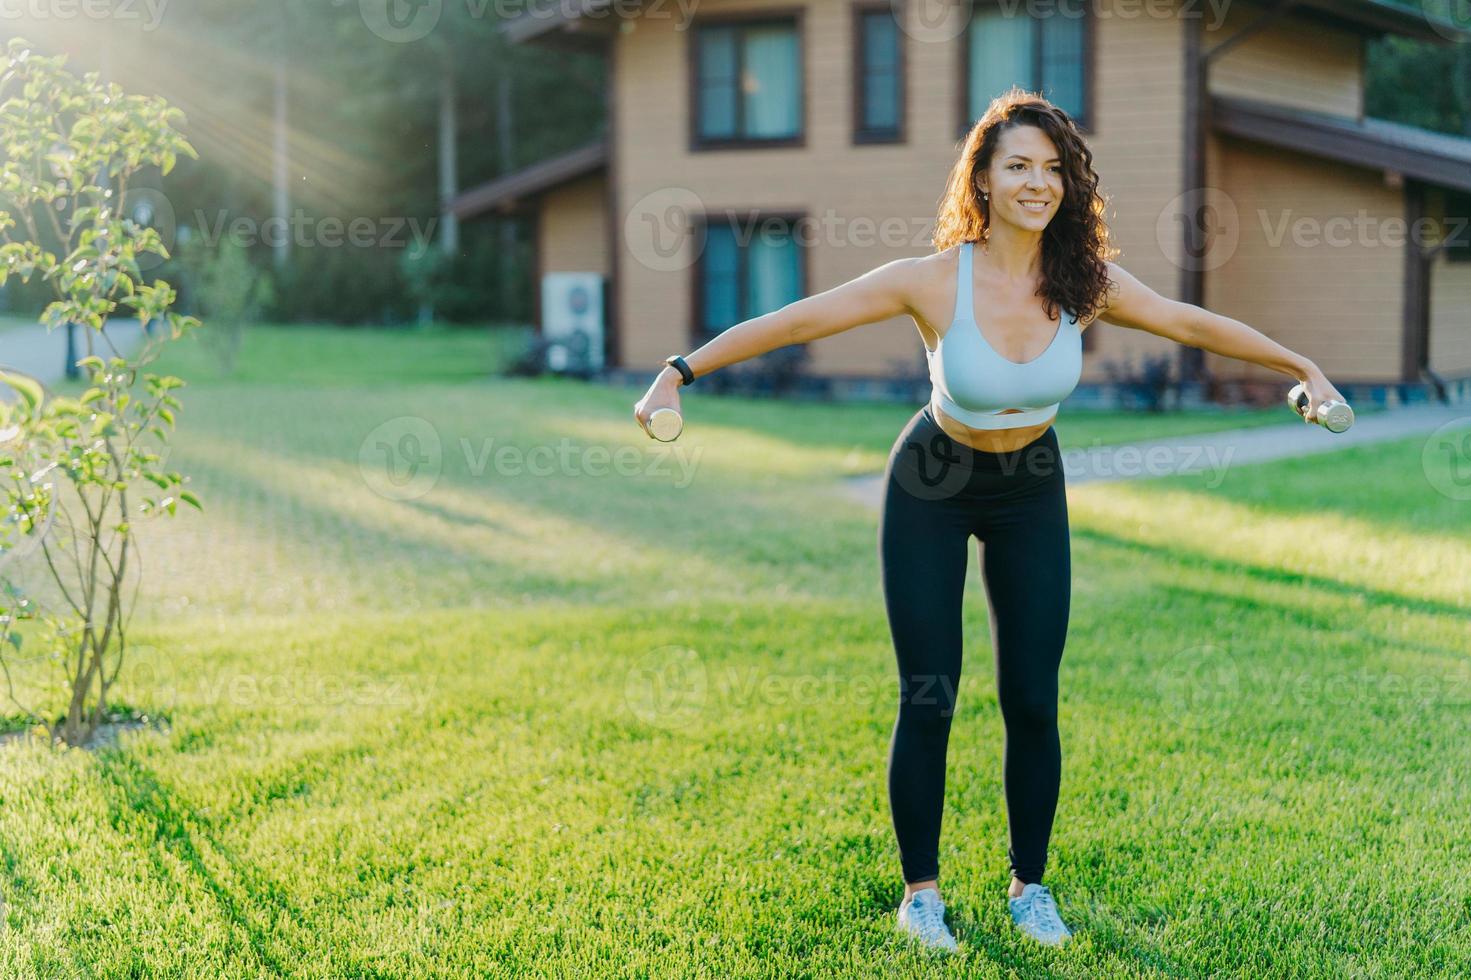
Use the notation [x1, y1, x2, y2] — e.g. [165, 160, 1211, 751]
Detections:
[633, 367, 684, 437]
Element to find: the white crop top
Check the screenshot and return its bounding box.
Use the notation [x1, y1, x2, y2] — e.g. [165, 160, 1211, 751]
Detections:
[925, 240, 1083, 430]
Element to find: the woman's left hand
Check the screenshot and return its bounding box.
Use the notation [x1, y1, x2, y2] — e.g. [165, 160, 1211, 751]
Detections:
[1298, 369, 1348, 423]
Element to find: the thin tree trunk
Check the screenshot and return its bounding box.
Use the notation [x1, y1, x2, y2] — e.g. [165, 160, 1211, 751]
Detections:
[498, 60, 516, 320]
[440, 53, 459, 257]
[272, 36, 291, 273]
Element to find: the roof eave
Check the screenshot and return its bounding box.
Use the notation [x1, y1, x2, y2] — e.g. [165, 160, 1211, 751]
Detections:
[449, 139, 609, 220]
[1291, 0, 1471, 44]
[1210, 95, 1471, 194]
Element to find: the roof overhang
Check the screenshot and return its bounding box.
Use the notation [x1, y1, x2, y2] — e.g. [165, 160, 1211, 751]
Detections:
[449, 139, 608, 220]
[1285, 0, 1471, 44]
[499, 0, 1471, 47]
[1210, 95, 1471, 195]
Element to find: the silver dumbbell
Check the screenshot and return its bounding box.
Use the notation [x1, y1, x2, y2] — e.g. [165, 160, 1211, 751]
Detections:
[640, 407, 684, 442]
[1287, 382, 1354, 433]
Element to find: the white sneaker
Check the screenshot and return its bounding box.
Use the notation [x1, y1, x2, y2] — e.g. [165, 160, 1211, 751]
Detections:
[897, 888, 960, 953]
[1009, 882, 1073, 945]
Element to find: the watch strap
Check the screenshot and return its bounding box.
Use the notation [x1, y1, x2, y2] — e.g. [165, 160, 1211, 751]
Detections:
[665, 355, 694, 386]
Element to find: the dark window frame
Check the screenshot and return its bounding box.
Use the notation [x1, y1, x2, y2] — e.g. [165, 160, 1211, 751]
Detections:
[957, 0, 1096, 139]
[689, 209, 811, 347]
[851, 0, 907, 145]
[688, 8, 807, 152]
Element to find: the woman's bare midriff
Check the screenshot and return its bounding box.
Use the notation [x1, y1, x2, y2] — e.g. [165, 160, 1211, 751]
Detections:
[931, 402, 1055, 453]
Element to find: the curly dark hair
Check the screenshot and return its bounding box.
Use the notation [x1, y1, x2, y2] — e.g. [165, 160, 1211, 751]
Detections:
[932, 87, 1118, 326]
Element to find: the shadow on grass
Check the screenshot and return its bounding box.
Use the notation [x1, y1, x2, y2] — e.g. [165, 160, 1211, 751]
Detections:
[89, 751, 311, 974]
[930, 894, 1189, 974]
[1152, 582, 1468, 663]
[164, 424, 858, 605]
[1146, 431, 1471, 546]
[1073, 526, 1470, 624]
[157, 448, 574, 597]
[832, 830, 1187, 970]
[88, 747, 407, 976]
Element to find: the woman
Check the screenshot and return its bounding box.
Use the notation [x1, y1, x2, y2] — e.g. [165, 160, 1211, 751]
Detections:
[634, 89, 1346, 953]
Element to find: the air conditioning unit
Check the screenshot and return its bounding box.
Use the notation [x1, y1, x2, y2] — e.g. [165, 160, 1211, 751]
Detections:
[540, 272, 604, 374]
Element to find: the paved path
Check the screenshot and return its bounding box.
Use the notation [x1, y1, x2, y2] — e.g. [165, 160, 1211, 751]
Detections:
[837, 403, 1471, 510]
[0, 320, 146, 388]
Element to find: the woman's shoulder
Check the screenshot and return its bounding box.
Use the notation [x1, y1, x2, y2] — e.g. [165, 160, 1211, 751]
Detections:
[902, 246, 960, 291]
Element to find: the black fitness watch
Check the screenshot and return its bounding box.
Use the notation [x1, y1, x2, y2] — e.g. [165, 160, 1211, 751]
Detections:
[664, 354, 695, 386]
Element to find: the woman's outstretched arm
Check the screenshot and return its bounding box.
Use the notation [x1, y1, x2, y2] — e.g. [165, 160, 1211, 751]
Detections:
[1094, 261, 1347, 415]
[634, 257, 922, 432]
[651, 257, 921, 387]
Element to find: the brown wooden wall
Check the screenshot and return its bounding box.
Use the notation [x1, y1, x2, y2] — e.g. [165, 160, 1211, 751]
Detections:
[1207, 1, 1363, 118]
[1428, 252, 1471, 377]
[538, 173, 609, 275]
[1202, 135, 1405, 383]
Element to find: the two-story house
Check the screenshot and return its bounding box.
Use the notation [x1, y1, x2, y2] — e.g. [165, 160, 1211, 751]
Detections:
[458, 0, 1471, 405]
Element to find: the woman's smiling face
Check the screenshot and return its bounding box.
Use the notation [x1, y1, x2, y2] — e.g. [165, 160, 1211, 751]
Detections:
[978, 124, 1065, 232]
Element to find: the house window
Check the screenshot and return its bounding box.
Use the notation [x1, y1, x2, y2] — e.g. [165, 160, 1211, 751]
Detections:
[696, 214, 805, 337]
[693, 17, 803, 148]
[853, 4, 904, 143]
[963, 2, 1090, 132]
[1446, 190, 1471, 264]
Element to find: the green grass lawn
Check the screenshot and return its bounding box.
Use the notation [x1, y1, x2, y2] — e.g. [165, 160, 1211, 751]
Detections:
[1, 324, 1466, 977]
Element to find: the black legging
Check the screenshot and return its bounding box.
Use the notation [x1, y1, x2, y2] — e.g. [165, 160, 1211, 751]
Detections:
[878, 403, 1070, 886]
